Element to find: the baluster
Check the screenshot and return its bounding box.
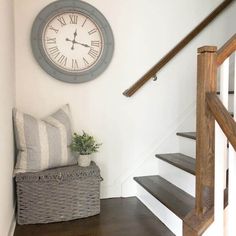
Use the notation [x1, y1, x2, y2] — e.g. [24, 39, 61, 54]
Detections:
[215, 124, 226, 235]
[227, 53, 236, 236]
[219, 58, 229, 108]
[220, 58, 230, 193]
[214, 58, 229, 235]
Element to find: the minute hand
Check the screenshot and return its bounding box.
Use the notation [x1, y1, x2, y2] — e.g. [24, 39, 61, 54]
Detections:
[75, 42, 90, 48]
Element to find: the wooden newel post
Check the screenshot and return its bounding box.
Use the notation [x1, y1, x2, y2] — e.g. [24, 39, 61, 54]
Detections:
[195, 46, 217, 216]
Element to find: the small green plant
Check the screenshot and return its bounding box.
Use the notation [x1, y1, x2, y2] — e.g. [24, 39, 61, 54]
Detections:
[70, 131, 102, 155]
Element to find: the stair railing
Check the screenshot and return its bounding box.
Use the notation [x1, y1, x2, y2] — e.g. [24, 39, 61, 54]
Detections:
[184, 34, 236, 236]
[122, 0, 233, 97]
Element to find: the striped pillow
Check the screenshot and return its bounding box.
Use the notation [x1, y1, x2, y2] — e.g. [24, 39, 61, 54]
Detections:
[13, 105, 77, 174]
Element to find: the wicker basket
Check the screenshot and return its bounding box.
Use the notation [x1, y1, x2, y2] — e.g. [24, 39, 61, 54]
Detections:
[15, 162, 101, 225]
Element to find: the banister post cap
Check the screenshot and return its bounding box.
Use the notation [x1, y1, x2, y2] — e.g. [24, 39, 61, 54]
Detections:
[198, 46, 217, 54]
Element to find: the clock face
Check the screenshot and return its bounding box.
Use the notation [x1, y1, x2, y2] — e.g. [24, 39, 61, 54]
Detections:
[31, 0, 114, 83]
[43, 12, 104, 73]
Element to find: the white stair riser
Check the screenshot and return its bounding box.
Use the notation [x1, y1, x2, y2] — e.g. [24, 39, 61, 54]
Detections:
[136, 184, 182, 236]
[158, 159, 195, 196]
[179, 137, 196, 158]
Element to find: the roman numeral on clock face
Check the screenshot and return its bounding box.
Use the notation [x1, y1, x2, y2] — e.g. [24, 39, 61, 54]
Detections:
[57, 16, 66, 27]
[46, 37, 56, 44]
[72, 59, 79, 69]
[88, 28, 97, 35]
[82, 18, 87, 27]
[58, 55, 67, 66]
[83, 57, 89, 66]
[88, 48, 99, 59]
[49, 26, 59, 34]
[69, 15, 78, 24]
[91, 41, 100, 47]
[48, 46, 60, 58]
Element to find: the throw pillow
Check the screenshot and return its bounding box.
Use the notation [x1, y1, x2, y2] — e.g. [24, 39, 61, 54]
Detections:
[13, 104, 76, 173]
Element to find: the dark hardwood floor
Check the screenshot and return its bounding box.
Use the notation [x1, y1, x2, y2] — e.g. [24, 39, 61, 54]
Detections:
[14, 197, 174, 236]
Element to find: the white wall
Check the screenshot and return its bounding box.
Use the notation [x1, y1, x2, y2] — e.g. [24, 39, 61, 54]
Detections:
[0, 0, 15, 235]
[14, 0, 236, 198]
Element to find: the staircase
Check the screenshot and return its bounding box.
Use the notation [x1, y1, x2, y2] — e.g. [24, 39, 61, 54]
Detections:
[121, 1, 235, 234]
[134, 91, 235, 236]
[134, 132, 196, 236]
[132, 34, 236, 236]
[134, 129, 228, 236]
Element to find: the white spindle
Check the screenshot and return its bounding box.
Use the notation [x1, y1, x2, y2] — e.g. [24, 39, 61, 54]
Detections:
[214, 58, 230, 235]
[227, 53, 236, 236]
[220, 58, 230, 190]
[215, 123, 227, 235]
[219, 58, 230, 106]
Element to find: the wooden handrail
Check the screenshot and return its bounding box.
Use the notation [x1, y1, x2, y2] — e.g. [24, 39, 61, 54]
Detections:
[217, 33, 236, 66]
[206, 93, 236, 151]
[123, 0, 233, 97]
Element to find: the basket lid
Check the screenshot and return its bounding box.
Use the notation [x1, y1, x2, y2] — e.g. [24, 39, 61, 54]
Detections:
[15, 161, 100, 183]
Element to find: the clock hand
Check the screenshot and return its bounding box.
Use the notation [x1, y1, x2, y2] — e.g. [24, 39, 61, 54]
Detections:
[74, 29, 77, 39]
[71, 29, 78, 50]
[65, 29, 79, 50]
[66, 38, 90, 48]
[76, 42, 90, 48]
[66, 38, 75, 50]
[66, 38, 77, 50]
[66, 40, 91, 52]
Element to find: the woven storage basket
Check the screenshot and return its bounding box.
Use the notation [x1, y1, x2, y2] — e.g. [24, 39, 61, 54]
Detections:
[15, 162, 101, 225]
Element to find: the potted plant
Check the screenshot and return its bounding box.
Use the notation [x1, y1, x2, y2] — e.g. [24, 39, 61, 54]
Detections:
[70, 131, 102, 167]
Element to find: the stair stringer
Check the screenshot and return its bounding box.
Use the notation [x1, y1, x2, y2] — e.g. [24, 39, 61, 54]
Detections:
[121, 102, 196, 197]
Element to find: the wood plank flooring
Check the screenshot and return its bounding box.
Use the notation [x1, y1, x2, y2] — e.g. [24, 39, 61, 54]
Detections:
[14, 197, 174, 236]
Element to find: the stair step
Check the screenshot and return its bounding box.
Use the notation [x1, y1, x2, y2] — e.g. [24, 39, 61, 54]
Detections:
[156, 153, 196, 175]
[177, 130, 232, 145]
[176, 132, 196, 140]
[217, 90, 234, 95]
[134, 175, 195, 219]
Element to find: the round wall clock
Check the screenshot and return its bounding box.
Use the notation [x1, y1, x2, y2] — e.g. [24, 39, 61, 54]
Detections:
[31, 0, 114, 83]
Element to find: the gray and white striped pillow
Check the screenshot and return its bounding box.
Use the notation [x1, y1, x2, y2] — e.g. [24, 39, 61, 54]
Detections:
[13, 105, 77, 174]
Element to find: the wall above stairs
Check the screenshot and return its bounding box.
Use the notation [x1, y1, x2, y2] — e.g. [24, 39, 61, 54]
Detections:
[14, 0, 236, 199]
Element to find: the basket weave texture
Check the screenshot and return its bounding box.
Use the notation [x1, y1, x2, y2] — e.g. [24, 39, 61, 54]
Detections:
[15, 162, 101, 225]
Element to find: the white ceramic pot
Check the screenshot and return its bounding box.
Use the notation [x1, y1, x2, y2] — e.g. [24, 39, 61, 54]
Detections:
[77, 154, 91, 167]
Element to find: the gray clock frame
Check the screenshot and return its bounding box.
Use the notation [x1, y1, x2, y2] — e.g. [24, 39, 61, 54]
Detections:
[31, 0, 114, 83]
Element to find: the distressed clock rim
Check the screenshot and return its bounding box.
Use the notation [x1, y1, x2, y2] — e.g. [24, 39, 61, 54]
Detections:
[31, 0, 114, 83]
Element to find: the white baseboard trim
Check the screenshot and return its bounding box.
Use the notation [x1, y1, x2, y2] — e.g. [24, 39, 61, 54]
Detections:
[8, 206, 16, 236]
[100, 182, 122, 199]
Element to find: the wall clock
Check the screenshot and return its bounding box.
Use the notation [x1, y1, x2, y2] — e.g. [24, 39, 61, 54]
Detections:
[31, 0, 114, 83]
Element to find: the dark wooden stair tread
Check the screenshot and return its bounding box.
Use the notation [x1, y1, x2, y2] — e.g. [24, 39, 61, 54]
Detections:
[177, 131, 232, 146]
[176, 132, 196, 140]
[217, 90, 234, 95]
[156, 153, 196, 175]
[134, 175, 195, 219]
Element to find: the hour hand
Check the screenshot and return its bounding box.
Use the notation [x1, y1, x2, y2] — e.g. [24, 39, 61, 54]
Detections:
[66, 38, 72, 42]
